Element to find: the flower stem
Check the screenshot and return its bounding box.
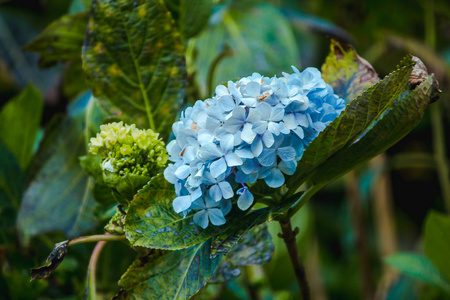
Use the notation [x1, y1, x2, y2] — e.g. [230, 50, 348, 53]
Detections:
[424, 0, 450, 212]
[279, 219, 311, 300]
[88, 241, 107, 300]
[68, 234, 126, 247]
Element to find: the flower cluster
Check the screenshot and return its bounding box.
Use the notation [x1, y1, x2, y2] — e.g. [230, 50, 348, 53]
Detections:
[89, 122, 168, 185]
[164, 67, 346, 228]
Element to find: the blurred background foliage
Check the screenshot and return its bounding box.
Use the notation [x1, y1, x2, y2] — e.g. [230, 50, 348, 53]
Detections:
[0, 0, 449, 299]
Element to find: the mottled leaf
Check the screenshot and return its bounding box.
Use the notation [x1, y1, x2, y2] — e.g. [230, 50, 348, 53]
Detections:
[385, 253, 450, 293]
[111, 173, 151, 203]
[193, 3, 300, 96]
[210, 208, 271, 257]
[424, 211, 450, 282]
[24, 12, 88, 67]
[0, 84, 43, 170]
[125, 174, 242, 250]
[118, 239, 220, 299]
[286, 57, 414, 190]
[321, 39, 379, 103]
[226, 224, 274, 266]
[82, 0, 186, 137]
[16, 96, 102, 244]
[310, 74, 436, 185]
[164, 0, 214, 39]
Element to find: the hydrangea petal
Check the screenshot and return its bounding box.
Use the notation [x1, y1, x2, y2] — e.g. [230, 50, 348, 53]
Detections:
[193, 210, 209, 229]
[208, 209, 226, 226]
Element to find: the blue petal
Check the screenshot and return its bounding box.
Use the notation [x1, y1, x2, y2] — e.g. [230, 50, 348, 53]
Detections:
[193, 210, 209, 229]
[264, 168, 285, 188]
[173, 195, 192, 213]
[237, 188, 254, 210]
[277, 146, 296, 161]
[258, 149, 276, 167]
[210, 157, 227, 178]
[252, 121, 267, 134]
[262, 131, 274, 147]
[251, 137, 263, 157]
[220, 199, 232, 215]
[225, 152, 243, 167]
[207, 209, 226, 226]
[279, 160, 297, 175]
[241, 123, 257, 144]
[246, 81, 261, 97]
[209, 184, 222, 201]
[219, 181, 234, 199]
[199, 143, 222, 160]
[218, 95, 235, 111]
[174, 164, 190, 179]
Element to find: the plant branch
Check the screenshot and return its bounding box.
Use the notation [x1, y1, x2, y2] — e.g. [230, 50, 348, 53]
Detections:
[346, 171, 373, 300]
[207, 44, 234, 96]
[425, 0, 450, 213]
[88, 241, 107, 300]
[68, 234, 126, 247]
[279, 219, 311, 300]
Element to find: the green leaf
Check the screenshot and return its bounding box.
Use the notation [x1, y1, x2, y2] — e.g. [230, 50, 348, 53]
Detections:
[210, 208, 271, 257]
[114, 173, 151, 202]
[82, 0, 186, 136]
[0, 140, 25, 220]
[0, 84, 43, 170]
[24, 12, 89, 67]
[16, 96, 102, 244]
[286, 57, 414, 190]
[321, 39, 379, 103]
[79, 154, 102, 180]
[424, 211, 450, 282]
[309, 74, 436, 185]
[193, 3, 300, 96]
[118, 239, 220, 299]
[226, 223, 274, 266]
[164, 0, 214, 39]
[125, 174, 236, 250]
[211, 224, 274, 283]
[385, 253, 450, 293]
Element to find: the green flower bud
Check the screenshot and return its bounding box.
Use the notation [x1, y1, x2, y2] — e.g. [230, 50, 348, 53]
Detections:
[89, 122, 169, 182]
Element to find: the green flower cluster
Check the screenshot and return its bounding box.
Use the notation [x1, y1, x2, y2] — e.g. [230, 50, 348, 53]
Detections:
[89, 122, 168, 180]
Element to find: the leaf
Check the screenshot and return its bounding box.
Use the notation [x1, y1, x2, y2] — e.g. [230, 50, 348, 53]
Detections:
[0, 84, 43, 170]
[164, 0, 214, 39]
[16, 96, 102, 244]
[0, 140, 25, 221]
[82, 0, 186, 137]
[125, 174, 237, 250]
[286, 57, 414, 190]
[109, 173, 151, 202]
[210, 208, 271, 257]
[118, 239, 220, 299]
[193, 3, 300, 96]
[424, 211, 450, 282]
[321, 39, 379, 103]
[226, 223, 274, 266]
[309, 74, 436, 185]
[24, 12, 89, 67]
[30, 241, 69, 280]
[385, 253, 450, 293]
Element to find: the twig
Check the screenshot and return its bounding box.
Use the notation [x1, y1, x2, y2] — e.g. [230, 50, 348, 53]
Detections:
[68, 234, 126, 247]
[88, 241, 107, 300]
[345, 171, 373, 300]
[279, 220, 311, 300]
[207, 44, 234, 96]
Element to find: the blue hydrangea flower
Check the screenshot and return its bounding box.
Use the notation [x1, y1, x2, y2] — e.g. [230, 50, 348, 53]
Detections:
[164, 66, 346, 228]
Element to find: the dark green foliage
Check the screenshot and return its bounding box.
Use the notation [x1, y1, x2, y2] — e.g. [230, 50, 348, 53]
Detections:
[117, 240, 220, 299]
[287, 57, 415, 190]
[424, 211, 450, 282]
[82, 0, 186, 136]
[164, 0, 214, 39]
[24, 12, 89, 67]
[0, 84, 43, 170]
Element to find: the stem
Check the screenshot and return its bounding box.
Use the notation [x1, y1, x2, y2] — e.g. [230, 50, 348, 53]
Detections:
[207, 44, 234, 96]
[243, 266, 262, 300]
[345, 171, 373, 300]
[283, 183, 324, 220]
[88, 241, 107, 300]
[425, 0, 450, 212]
[68, 234, 126, 247]
[279, 219, 311, 300]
